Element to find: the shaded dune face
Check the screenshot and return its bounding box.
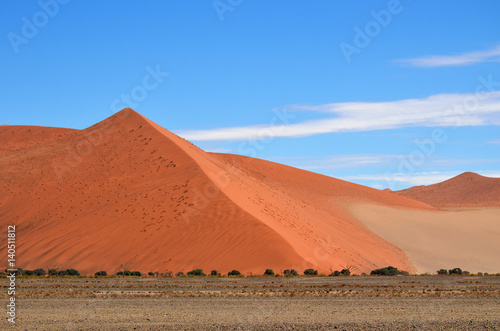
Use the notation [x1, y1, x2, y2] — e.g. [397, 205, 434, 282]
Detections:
[1, 110, 304, 274]
[1, 108, 433, 275]
[395, 172, 500, 208]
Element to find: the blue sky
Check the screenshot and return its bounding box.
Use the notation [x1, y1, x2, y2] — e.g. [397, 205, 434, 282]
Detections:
[2, 0, 500, 190]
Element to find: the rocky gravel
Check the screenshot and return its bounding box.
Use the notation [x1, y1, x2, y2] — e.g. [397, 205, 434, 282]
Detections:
[2, 276, 499, 330]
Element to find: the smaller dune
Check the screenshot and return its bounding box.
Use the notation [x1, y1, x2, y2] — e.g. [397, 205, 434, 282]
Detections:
[395, 172, 500, 207]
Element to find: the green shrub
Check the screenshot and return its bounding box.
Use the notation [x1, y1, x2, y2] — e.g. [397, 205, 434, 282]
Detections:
[449, 268, 463, 275]
[304, 269, 318, 276]
[116, 270, 132, 276]
[210, 270, 221, 276]
[228, 270, 241, 276]
[370, 266, 400, 276]
[437, 269, 448, 275]
[95, 271, 107, 276]
[187, 269, 206, 276]
[340, 269, 351, 276]
[148, 272, 155, 277]
[284, 269, 298, 276]
[48, 269, 57, 276]
[22, 269, 34, 276]
[131, 271, 141, 277]
[56, 269, 80, 276]
[175, 271, 185, 277]
[264, 269, 275, 276]
[33, 268, 46, 276]
[329, 270, 341, 277]
[67, 269, 81, 276]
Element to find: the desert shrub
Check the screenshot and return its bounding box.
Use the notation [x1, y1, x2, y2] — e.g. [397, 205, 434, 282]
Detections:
[478, 272, 483, 276]
[56, 269, 80, 276]
[370, 266, 400, 276]
[148, 272, 155, 277]
[48, 269, 57, 276]
[264, 269, 275, 276]
[437, 269, 448, 275]
[22, 269, 34, 276]
[210, 270, 221, 276]
[67, 269, 80, 276]
[449, 268, 463, 275]
[283, 269, 298, 276]
[228, 270, 241, 276]
[187, 269, 206, 276]
[175, 272, 185, 277]
[33, 268, 46, 276]
[341, 269, 351, 276]
[6, 268, 20, 276]
[131, 271, 141, 277]
[95, 271, 107, 276]
[116, 270, 133, 276]
[329, 270, 341, 277]
[304, 269, 318, 276]
[462, 271, 470, 276]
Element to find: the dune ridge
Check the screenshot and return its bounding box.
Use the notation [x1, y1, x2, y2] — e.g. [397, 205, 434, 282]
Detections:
[395, 172, 500, 207]
[1, 108, 497, 275]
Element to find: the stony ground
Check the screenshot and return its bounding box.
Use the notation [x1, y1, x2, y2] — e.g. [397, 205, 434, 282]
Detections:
[2, 276, 499, 330]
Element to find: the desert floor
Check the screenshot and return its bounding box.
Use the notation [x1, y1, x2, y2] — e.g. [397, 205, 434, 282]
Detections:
[2, 276, 499, 330]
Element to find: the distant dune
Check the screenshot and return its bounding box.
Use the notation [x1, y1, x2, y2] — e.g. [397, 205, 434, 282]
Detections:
[1, 109, 498, 275]
[395, 172, 500, 208]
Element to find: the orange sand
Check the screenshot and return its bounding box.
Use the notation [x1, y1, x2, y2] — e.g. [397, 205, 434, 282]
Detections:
[1, 109, 497, 275]
[395, 172, 500, 207]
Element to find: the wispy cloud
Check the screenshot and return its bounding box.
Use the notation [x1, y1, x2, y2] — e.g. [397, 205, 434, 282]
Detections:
[270, 154, 394, 170]
[271, 155, 500, 177]
[178, 91, 500, 141]
[488, 139, 500, 145]
[396, 45, 500, 68]
[204, 147, 232, 153]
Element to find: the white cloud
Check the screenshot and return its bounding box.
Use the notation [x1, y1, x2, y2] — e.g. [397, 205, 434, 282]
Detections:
[488, 139, 500, 145]
[204, 147, 232, 153]
[177, 91, 500, 141]
[277, 155, 500, 172]
[271, 154, 394, 170]
[396, 45, 500, 68]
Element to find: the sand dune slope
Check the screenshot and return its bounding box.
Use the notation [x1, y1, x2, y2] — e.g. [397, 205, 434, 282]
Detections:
[136, 113, 434, 273]
[4, 108, 496, 275]
[347, 203, 500, 274]
[395, 172, 500, 207]
[1, 109, 304, 274]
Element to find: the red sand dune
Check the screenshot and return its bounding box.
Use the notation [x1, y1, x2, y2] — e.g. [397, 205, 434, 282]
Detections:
[0, 108, 468, 276]
[0, 125, 75, 149]
[395, 172, 500, 208]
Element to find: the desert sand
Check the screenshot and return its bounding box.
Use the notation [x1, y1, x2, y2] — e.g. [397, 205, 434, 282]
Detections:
[1, 108, 499, 275]
[395, 172, 500, 207]
[346, 203, 500, 274]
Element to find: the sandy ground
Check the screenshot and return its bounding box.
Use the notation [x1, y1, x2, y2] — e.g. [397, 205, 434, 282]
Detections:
[2, 276, 499, 330]
[346, 203, 500, 274]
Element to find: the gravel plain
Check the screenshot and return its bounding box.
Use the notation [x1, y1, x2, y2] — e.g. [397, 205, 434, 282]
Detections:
[2, 276, 499, 330]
